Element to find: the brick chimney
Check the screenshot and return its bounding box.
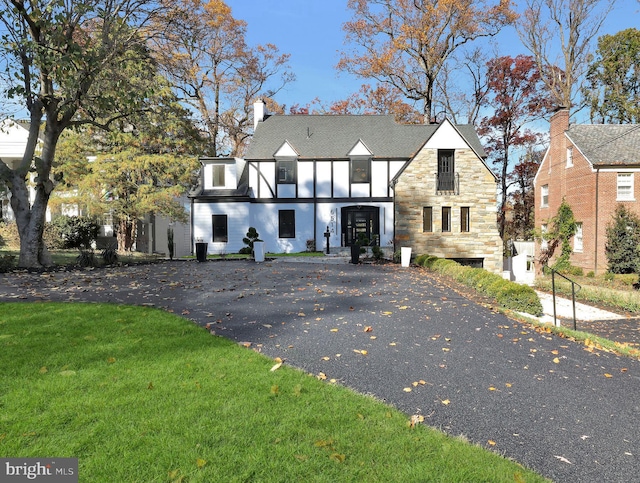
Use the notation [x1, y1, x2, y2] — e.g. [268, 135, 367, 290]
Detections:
[253, 99, 265, 130]
[550, 108, 569, 139]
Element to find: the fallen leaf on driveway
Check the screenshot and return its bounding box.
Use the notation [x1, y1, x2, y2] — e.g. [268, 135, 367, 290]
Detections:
[554, 455, 573, 464]
[441, 399, 450, 405]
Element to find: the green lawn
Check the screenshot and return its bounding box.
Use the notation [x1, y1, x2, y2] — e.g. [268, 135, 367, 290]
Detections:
[0, 302, 547, 482]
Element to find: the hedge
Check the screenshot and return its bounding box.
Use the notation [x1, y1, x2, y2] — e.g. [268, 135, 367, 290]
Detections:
[414, 254, 543, 316]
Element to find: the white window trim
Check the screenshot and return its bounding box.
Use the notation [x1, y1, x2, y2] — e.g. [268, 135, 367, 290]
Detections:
[541, 185, 549, 208]
[574, 222, 583, 253]
[541, 224, 548, 251]
[617, 173, 635, 201]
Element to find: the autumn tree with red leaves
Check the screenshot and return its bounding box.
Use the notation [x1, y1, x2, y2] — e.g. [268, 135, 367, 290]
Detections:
[152, 0, 293, 157]
[479, 55, 552, 241]
[338, 0, 516, 123]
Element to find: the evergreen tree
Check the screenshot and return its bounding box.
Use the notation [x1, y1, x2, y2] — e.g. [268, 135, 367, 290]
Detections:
[605, 204, 640, 274]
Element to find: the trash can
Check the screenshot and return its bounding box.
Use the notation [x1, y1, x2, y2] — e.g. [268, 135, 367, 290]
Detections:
[253, 241, 265, 262]
[195, 242, 208, 262]
[350, 244, 360, 264]
[401, 247, 412, 267]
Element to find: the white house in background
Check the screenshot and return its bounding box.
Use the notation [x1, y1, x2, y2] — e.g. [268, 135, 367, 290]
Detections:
[0, 119, 191, 257]
[189, 101, 503, 272]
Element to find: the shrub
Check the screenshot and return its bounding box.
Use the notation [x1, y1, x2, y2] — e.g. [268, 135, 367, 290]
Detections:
[101, 245, 118, 265]
[415, 253, 543, 315]
[586, 271, 595, 278]
[240, 227, 262, 254]
[371, 245, 383, 260]
[0, 254, 15, 272]
[52, 216, 99, 249]
[615, 273, 638, 287]
[76, 249, 97, 267]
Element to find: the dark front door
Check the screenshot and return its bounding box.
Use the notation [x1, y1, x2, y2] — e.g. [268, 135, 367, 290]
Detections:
[342, 206, 379, 246]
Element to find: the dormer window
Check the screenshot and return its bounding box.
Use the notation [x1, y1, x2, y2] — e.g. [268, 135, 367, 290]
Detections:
[351, 158, 371, 183]
[277, 159, 296, 184]
[212, 165, 225, 187]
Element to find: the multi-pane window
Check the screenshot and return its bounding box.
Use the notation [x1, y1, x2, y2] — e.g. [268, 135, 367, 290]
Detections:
[212, 165, 225, 187]
[574, 222, 583, 252]
[423, 207, 433, 232]
[617, 173, 634, 201]
[541, 184, 549, 207]
[279, 210, 295, 238]
[460, 207, 470, 232]
[442, 207, 451, 232]
[212, 214, 228, 242]
[277, 160, 296, 184]
[351, 159, 371, 183]
[437, 150, 455, 191]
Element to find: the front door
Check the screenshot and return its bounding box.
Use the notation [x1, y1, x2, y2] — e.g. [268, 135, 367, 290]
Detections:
[342, 206, 379, 246]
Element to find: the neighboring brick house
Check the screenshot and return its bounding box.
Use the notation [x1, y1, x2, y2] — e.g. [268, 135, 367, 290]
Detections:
[190, 101, 503, 272]
[534, 108, 640, 274]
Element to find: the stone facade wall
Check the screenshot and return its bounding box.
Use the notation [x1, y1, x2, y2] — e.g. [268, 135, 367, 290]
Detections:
[394, 146, 503, 274]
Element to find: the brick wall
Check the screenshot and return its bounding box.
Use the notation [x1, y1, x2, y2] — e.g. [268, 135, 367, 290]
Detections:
[394, 146, 503, 274]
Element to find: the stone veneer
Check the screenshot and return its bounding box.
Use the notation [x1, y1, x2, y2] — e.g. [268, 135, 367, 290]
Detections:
[394, 146, 503, 274]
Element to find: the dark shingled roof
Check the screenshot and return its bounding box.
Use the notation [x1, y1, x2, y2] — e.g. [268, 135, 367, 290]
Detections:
[245, 115, 486, 160]
[566, 124, 640, 166]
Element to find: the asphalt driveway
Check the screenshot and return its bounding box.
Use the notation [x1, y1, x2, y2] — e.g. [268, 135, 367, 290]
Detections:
[1, 259, 638, 482]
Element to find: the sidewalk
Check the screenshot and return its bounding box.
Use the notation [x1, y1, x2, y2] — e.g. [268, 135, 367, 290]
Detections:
[534, 290, 624, 325]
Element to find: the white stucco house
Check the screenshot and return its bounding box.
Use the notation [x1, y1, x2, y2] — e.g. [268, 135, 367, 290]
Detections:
[189, 101, 503, 272]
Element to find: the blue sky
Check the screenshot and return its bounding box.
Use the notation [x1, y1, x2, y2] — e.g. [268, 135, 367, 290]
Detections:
[229, 0, 640, 114]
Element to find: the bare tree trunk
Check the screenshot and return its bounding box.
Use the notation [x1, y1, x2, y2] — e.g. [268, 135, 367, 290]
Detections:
[117, 218, 136, 251]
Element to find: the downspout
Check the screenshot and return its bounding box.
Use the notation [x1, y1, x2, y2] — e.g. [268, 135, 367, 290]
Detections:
[594, 168, 599, 275]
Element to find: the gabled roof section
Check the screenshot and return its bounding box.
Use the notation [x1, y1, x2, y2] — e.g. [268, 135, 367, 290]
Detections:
[348, 139, 373, 157]
[274, 140, 299, 158]
[566, 124, 640, 167]
[246, 115, 486, 160]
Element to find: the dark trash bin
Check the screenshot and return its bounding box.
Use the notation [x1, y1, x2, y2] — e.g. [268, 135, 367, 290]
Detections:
[195, 242, 208, 262]
[350, 244, 360, 264]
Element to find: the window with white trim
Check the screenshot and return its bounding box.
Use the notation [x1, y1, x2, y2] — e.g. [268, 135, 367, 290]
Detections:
[541, 185, 549, 208]
[574, 222, 583, 252]
[566, 147, 573, 167]
[617, 173, 634, 201]
[541, 224, 548, 251]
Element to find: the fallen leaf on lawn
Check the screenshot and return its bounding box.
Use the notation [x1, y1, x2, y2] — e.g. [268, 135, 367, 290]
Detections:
[270, 385, 279, 395]
[409, 414, 425, 428]
[270, 362, 283, 372]
[330, 453, 345, 463]
[196, 458, 207, 469]
[107, 357, 116, 364]
[39, 366, 48, 374]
